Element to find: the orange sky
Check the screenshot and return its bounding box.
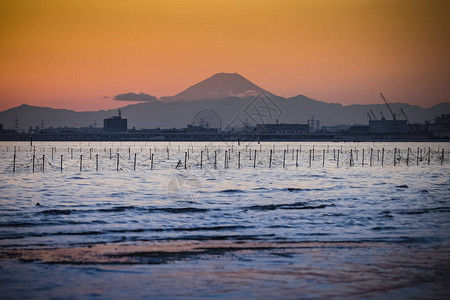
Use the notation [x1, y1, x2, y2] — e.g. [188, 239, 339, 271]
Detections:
[0, 0, 449, 111]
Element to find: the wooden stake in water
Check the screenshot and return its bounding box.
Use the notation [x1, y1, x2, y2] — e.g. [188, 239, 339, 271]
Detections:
[13, 154, 16, 173]
[42, 155, 45, 172]
[90, 148, 92, 160]
[117, 153, 119, 171]
[96, 154, 98, 172]
[167, 148, 169, 160]
[151, 154, 154, 170]
[370, 148, 373, 167]
[225, 150, 227, 169]
[442, 149, 445, 165]
[312, 146, 315, 161]
[60, 155, 63, 172]
[337, 150, 340, 167]
[350, 149, 353, 167]
[128, 148, 131, 160]
[238, 151, 241, 169]
[406, 148, 410, 166]
[283, 150, 286, 168]
[80, 155, 83, 172]
[416, 148, 419, 165]
[296, 149, 299, 167]
[269, 149, 273, 168]
[184, 152, 187, 170]
[134, 153, 137, 171]
[309, 149, 312, 167]
[200, 150, 203, 169]
[32, 155, 35, 173]
[322, 149, 325, 167]
[254, 150, 257, 168]
[362, 149, 365, 167]
[394, 148, 397, 166]
[214, 151, 217, 169]
[71, 148, 73, 159]
[427, 148, 431, 165]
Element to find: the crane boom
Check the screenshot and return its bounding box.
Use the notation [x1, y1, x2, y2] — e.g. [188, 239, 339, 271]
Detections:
[380, 93, 396, 120]
[400, 109, 410, 124]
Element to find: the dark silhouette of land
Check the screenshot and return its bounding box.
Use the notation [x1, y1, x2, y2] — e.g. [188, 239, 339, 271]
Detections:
[0, 73, 449, 133]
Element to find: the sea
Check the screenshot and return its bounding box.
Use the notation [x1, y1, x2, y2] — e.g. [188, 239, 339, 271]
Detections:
[0, 141, 449, 299]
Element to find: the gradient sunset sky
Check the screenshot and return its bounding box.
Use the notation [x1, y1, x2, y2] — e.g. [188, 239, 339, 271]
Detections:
[0, 0, 449, 111]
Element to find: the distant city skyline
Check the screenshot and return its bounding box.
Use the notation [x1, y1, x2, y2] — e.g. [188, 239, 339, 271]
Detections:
[0, 0, 449, 112]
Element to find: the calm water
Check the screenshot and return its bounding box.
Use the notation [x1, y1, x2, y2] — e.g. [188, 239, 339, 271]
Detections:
[0, 141, 449, 298]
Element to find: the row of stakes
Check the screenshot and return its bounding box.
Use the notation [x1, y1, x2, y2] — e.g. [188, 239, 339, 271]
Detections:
[5, 145, 446, 173]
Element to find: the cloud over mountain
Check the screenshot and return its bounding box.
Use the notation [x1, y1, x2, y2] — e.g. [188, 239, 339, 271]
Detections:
[114, 93, 157, 102]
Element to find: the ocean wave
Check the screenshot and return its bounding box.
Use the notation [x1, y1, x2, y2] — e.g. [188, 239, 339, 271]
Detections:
[399, 207, 450, 215]
[244, 202, 334, 211]
[35, 206, 210, 216]
[218, 189, 245, 193]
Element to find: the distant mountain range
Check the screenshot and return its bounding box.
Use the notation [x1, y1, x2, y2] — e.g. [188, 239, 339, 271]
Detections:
[1, 73, 449, 131]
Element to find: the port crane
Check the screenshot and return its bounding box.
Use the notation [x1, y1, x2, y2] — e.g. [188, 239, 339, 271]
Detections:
[367, 110, 378, 121]
[400, 109, 410, 124]
[380, 93, 402, 120]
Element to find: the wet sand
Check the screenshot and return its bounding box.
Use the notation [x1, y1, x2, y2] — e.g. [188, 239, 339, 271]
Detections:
[1, 241, 449, 298]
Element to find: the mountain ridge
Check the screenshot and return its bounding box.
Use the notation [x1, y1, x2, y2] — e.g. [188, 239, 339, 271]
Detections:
[160, 72, 280, 102]
[1, 97, 448, 131]
[0, 73, 449, 130]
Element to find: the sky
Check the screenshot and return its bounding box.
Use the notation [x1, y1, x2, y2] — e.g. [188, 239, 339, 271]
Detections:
[0, 0, 449, 112]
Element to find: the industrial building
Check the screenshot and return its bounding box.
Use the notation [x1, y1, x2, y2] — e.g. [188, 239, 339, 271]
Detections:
[369, 119, 408, 134]
[428, 114, 450, 138]
[255, 123, 309, 134]
[104, 110, 127, 132]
